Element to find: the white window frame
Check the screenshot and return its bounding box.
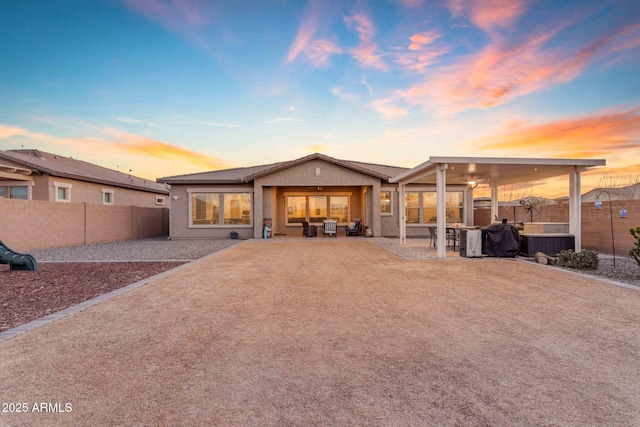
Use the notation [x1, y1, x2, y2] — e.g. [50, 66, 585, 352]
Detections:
[102, 188, 115, 205]
[54, 181, 73, 203]
[404, 187, 466, 226]
[380, 189, 394, 216]
[155, 196, 165, 205]
[187, 188, 253, 228]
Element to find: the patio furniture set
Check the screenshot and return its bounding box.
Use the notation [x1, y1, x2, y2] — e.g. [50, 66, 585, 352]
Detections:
[302, 220, 362, 238]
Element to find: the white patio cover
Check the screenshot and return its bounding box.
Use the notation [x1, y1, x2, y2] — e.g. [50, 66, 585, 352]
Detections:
[389, 157, 606, 258]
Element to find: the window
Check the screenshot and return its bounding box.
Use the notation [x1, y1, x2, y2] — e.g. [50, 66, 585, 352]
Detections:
[308, 196, 327, 222]
[190, 192, 252, 227]
[1, 184, 31, 200]
[193, 194, 220, 225]
[285, 194, 351, 225]
[405, 191, 464, 224]
[380, 191, 392, 214]
[11, 186, 28, 200]
[155, 196, 165, 205]
[102, 189, 115, 205]
[287, 196, 307, 224]
[405, 192, 420, 223]
[223, 193, 251, 225]
[54, 182, 72, 202]
[330, 196, 349, 223]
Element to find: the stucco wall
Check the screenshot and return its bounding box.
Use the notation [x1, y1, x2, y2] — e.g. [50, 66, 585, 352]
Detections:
[167, 184, 255, 240]
[0, 198, 169, 251]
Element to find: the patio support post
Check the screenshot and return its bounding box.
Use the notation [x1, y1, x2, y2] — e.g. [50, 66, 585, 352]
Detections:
[253, 183, 264, 238]
[491, 185, 499, 224]
[569, 167, 582, 251]
[398, 183, 406, 245]
[436, 163, 447, 258]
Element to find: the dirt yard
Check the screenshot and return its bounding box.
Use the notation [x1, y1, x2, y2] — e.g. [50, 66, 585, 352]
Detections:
[0, 262, 186, 333]
[0, 241, 639, 426]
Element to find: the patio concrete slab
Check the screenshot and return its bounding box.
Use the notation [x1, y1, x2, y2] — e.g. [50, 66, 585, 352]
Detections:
[0, 240, 639, 426]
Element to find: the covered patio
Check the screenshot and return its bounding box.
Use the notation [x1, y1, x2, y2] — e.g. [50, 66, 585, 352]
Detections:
[390, 157, 606, 258]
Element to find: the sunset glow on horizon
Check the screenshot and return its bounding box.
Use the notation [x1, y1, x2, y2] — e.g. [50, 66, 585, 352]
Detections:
[1, 0, 639, 198]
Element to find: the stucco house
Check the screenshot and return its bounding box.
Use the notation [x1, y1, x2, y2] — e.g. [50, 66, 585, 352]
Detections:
[158, 153, 606, 258]
[157, 153, 473, 238]
[0, 149, 169, 207]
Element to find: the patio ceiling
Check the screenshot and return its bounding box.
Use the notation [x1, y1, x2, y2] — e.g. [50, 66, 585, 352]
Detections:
[389, 157, 606, 187]
[389, 156, 606, 258]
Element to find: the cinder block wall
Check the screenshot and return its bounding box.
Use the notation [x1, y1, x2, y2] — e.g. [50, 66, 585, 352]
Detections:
[0, 198, 169, 251]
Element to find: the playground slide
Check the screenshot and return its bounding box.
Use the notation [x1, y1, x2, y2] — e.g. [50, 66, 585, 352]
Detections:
[0, 240, 38, 271]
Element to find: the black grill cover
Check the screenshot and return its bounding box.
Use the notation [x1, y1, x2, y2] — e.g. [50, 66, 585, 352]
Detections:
[481, 224, 521, 257]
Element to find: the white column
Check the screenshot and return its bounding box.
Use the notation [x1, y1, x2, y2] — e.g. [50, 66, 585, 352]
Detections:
[569, 168, 582, 251]
[398, 183, 406, 245]
[491, 185, 499, 224]
[465, 187, 474, 226]
[436, 164, 447, 258]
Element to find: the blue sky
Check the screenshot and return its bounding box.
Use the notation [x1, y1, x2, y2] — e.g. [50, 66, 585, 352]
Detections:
[1, 0, 639, 197]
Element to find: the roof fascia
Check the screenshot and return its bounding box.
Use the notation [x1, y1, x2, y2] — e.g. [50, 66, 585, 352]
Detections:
[242, 153, 390, 182]
[389, 159, 437, 183]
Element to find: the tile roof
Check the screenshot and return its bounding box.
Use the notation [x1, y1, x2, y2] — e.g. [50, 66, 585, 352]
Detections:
[0, 149, 169, 194]
[156, 153, 409, 184]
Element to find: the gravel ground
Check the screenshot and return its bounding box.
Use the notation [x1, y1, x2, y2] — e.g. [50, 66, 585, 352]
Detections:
[29, 236, 241, 261]
[528, 255, 640, 287]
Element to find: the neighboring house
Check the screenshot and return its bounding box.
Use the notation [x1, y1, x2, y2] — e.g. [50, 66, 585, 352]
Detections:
[0, 149, 169, 207]
[581, 182, 640, 203]
[157, 153, 472, 239]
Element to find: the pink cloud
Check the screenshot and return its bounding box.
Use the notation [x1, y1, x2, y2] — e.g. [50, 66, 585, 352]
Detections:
[396, 22, 640, 114]
[306, 39, 343, 66]
[285, 0, 326, 64]
[448, 0, 526, 34]
[122, 0, 218, 51]
[344, 13, 387, 71]
[408, 31, 441, 51]
[395, 31, 449, 72]
[123, 0, 210, 29]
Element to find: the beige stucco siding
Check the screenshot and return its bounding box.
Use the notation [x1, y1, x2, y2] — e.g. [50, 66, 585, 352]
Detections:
[253, 159, 382, 238]
[37, 175, 166, 207]
[168, 184, 255, 240]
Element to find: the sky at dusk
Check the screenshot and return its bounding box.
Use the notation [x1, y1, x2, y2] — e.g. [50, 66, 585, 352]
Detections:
[1, 0, 639, 197]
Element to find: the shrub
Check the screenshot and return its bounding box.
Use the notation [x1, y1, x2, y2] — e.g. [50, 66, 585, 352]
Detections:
[557, 249, 600, 270]
[630, 227, 640, 267]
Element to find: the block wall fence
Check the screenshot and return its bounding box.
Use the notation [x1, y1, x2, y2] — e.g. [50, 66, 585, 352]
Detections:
[474, 199, 640, 256]
[0, 198, 169, 251]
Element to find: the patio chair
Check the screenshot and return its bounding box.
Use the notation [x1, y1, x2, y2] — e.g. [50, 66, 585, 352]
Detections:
[323, 220, 337, 237]
[302, 221, 317, 237]
[345, 220, 361, 236]
[446, 227, 459, 251]
[428, 226, 437, 247]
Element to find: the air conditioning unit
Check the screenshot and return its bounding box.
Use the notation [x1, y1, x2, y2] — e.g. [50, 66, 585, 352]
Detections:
[460, 229, 482, 257]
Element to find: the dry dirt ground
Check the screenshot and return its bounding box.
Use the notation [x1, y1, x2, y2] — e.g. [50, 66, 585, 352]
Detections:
[1, 241, 639, 426]
[0, 262, 186, 333]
